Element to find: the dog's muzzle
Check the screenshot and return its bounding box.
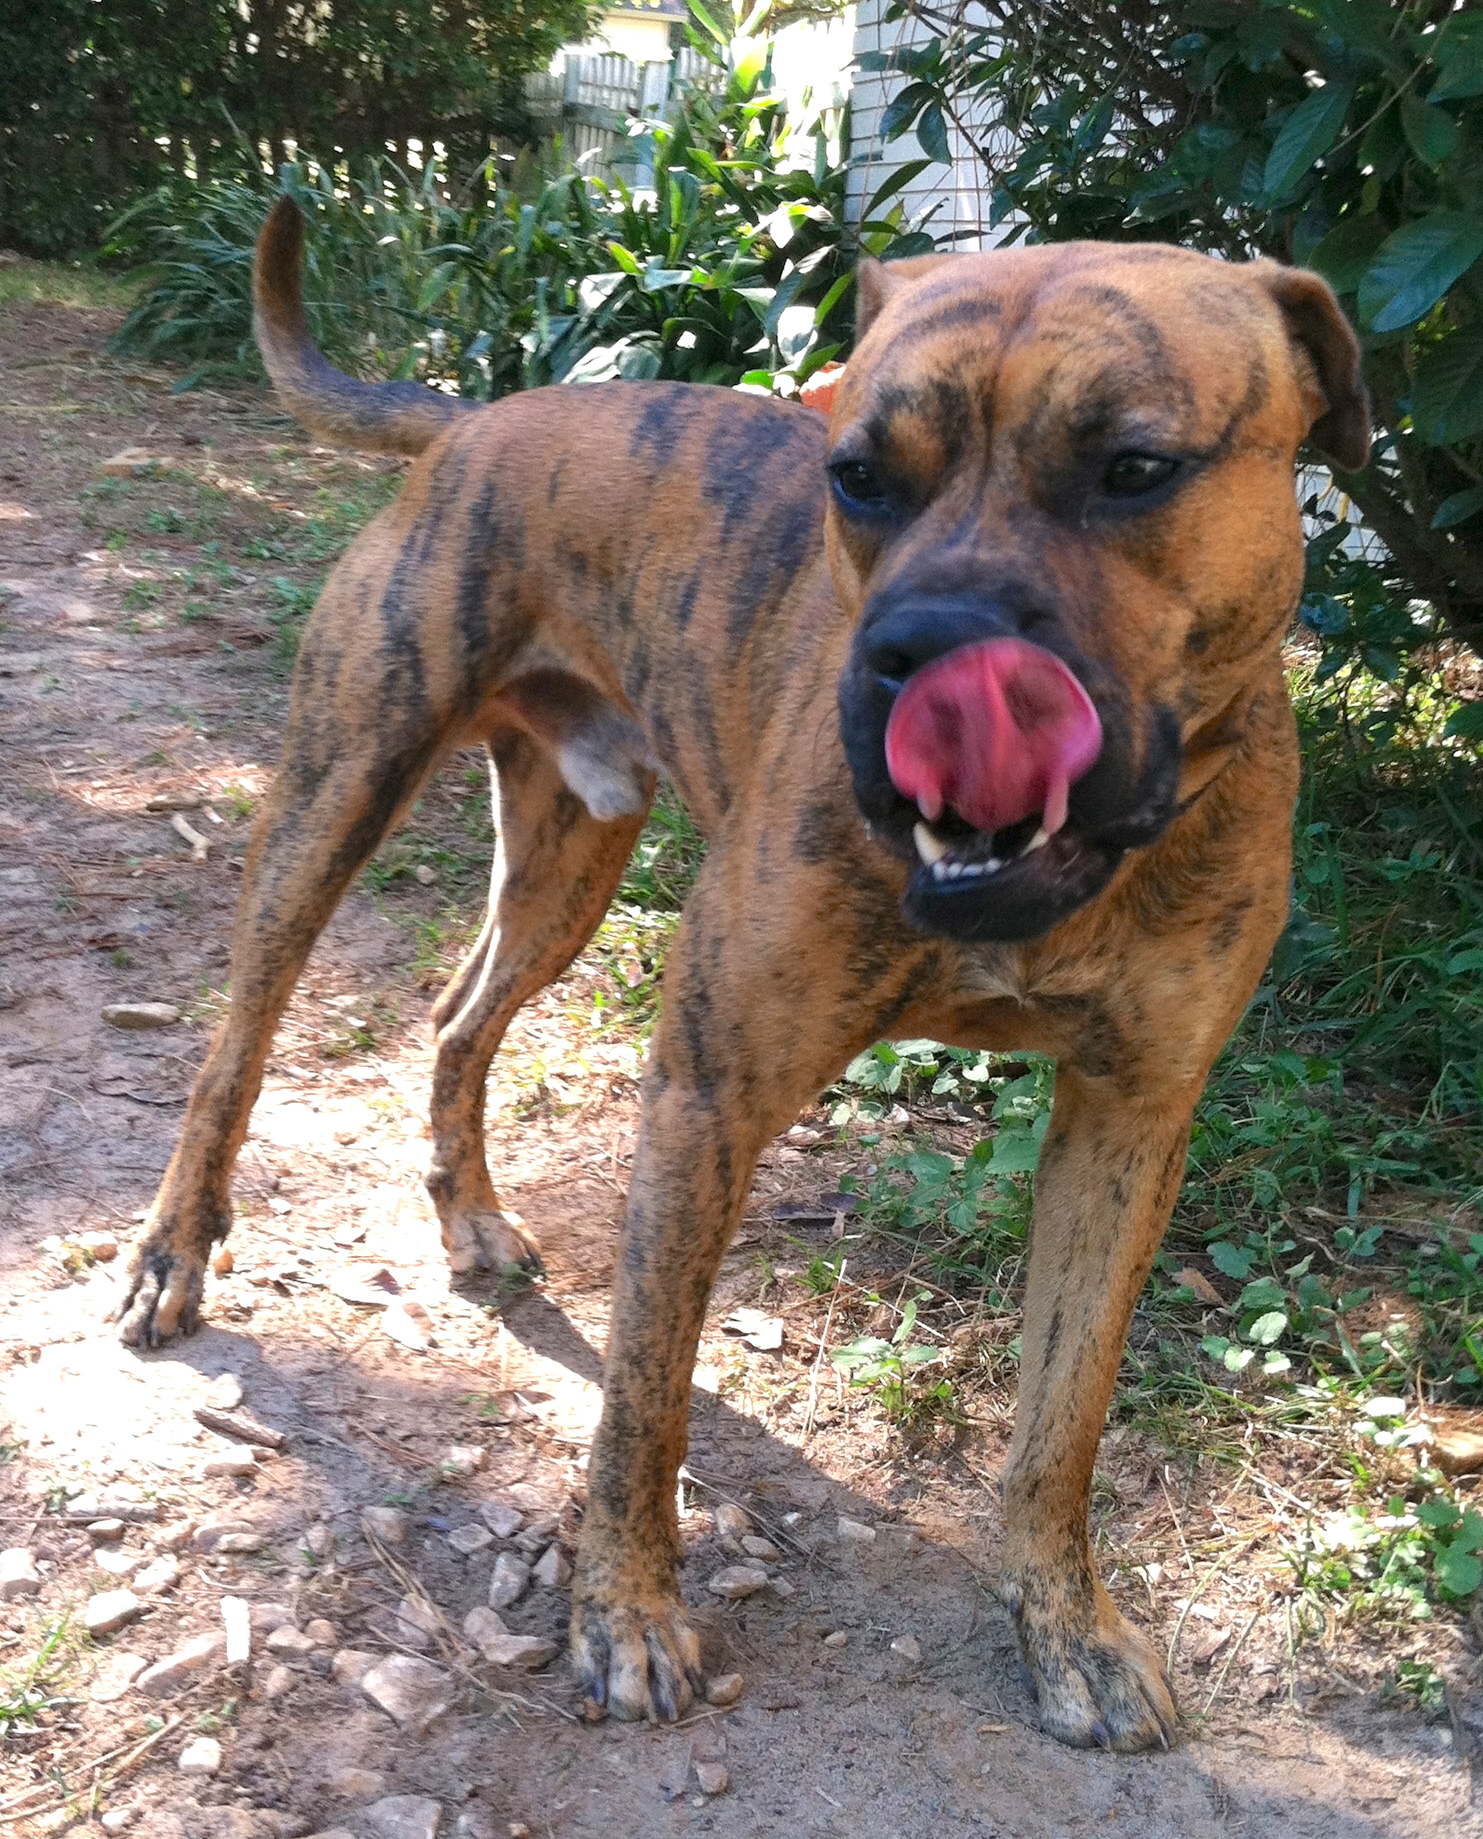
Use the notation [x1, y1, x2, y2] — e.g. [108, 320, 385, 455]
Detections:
[838, 596, 1184, 943]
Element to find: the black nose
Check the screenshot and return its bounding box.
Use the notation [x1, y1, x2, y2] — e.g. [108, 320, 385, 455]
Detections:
[860, 596, 1033, 687]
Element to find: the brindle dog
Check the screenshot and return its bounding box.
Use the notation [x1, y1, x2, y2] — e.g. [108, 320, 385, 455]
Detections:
[116, 197, 1368, 1751]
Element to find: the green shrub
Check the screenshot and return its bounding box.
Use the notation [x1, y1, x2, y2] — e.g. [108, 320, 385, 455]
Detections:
[107, 52, 927, 398]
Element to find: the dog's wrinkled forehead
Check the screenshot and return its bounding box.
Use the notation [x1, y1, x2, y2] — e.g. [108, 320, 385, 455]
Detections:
[838, 251, 1286, 475]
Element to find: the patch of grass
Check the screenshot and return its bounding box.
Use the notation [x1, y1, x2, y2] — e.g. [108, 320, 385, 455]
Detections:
[0, 257, 139, 310]
[0, 1619, 75, 1739]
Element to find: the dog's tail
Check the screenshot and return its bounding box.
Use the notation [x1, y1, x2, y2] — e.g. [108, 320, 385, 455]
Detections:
[253, 195, 479, 457]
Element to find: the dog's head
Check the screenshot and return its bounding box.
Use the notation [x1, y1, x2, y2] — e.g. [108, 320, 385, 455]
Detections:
[830, 243, 1367, 944]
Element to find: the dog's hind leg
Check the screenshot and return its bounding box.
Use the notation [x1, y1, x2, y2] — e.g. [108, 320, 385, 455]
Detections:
[116, 632, 452, 1346]
[425, 724, 652, 1276]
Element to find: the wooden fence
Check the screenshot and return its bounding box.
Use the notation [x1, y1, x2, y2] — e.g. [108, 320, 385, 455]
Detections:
[524, 48, 723, 185]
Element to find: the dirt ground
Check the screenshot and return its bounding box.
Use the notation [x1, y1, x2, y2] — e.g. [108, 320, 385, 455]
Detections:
[1, 292, 1480, 1838]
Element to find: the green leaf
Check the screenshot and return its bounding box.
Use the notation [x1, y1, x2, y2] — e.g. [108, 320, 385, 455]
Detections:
[1400, 95, 1459, 168]
[1209, 1241, 1254, 1280]
[1432, 486, 1483, 529]
[1247, 1309, 1290, 1346]
[1431, 20, 1483, 102]
[1447, 948, 1483, 975]
[917, 102, 951, 166]
[1264, 81, 1354, 201]
[1309, 214, 1388, 295]
[989, 1130, 1041, 1174]
[1417, 1498, 1460, 1528]
[605, 242, 642, 277]
[1445, 702, 1483, 742]
[880, 82, 936, 142]
[1457, 1510, 1483, 1555]
[864, 159, 932, 215]
[1412, 332, 1483, 445]
[1434, 1545, 1483, 1597]
[1240, 1275, 1287, 1312]
[1358, 213, 1483, 334]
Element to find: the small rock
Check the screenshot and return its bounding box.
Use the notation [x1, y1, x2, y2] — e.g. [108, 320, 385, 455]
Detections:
[443, 1445, 486, 1477]
[1432, 1425, 1483, 1476]
[0, 1548, 41, 1599]
[178, 1734, 222, 1776]
[837, 1517, 876, 1544]
[397, 1595, 443, 1643]
[84, 1589, 141, 1637]
[740, 1535, 781, 1562]
[822, 1630, 849, 1649]
[205, 1373, 245, 1410]
[87, 1519, 127, 1544]
[261, 1662, 296, 1700]
[203, 1452, 258, 1479]
[192, 1519, 257, 1553]
[216, 1531, 264, 1554]
[694, 1761, 729, 1796]
[222, 1595, 251, 1664]
[504, 1483, 550, 1514]
[768, 1575, 795, 1599]
[705, 1673, 744, 1707]
[75, 1229, 118, 1261]
[211, 1246, 235, 1276]
[304, 1617, 338, 1647]
[89, 1651, 148, 1702]
[100, 1808, 139, 1831]
[266, 1625, 317, 1658]
[463, 1608, 559, 1671]
[488, 1553, 530, 1610]
[249, 1602, 293, 1633]
[364, 1796, 443, 1839]
[362, 1506, 410, 1545]
[304, 1522, 335, 1558]
[414, 864, 437, 886]
[706, 1566, 768, 1600]
[532, 1545, 572, 1589]
[331, 1647, 378, 1685]
[325, 1765, 388, 1798]
[133, 1556, 181, 1596]
[514, 1516, 560, 1556]
[713, 1503, 750, 1539]
[154, 1523, 194, 1552]
[360, 1654, 454, 1733]
[135, 1632, 225, 1696]
[448, 1523, 493, 1557]
[94, 1545, 143, 1578]
[102, 1001, 181, 1030]
[479, 1501, 523, 1539]
[889, 1633, 922, 1663]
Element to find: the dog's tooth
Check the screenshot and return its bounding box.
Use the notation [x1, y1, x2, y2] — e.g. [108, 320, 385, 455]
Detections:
[983, 857, 1003, 874]
[913, 821, 948, 866]
[931, 859, 949, 882]
[1026, 828, 1051, 854]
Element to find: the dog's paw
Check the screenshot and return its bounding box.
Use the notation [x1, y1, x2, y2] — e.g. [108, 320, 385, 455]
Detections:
[441, 1207, 544, 1278]
[1010, 1583, 1177, 1752]
[115, 1240, 209, 1347]
[569, 1572, 704, 1722]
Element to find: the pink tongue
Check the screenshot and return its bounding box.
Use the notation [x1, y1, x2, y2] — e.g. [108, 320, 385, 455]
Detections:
[884, 637, 1102, 837]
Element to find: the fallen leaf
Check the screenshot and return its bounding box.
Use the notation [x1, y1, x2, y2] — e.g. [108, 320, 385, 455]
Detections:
[382, 1298, 433, 1351]
[1174, 1266, 1223, 1306]
[328, 1264, 402, 1307]
[722, 1308, 784, 1351]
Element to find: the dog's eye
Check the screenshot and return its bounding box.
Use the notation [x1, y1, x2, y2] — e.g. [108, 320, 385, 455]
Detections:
[1102, 453, 1179, 498]
[830, 460, 888, 511]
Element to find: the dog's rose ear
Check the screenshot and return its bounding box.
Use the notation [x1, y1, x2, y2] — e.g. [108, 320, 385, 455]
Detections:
[1260, 265, 1371, 473]
[855, 257, 898, 337]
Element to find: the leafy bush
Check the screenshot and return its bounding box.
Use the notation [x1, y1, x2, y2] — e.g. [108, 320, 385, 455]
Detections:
[867, 0, 1483, 676]
[108, 50, 930, 399]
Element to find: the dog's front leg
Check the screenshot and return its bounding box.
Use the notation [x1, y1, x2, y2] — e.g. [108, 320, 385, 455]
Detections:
[570, 851, 908, 1720]
[1001, 1063, 1203, 1752]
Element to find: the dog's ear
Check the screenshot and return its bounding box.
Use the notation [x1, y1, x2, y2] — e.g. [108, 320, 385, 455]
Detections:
[855, 258, 898, 338]
[1259, 265, 1371, 473]
[855, 253, 960, 339]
